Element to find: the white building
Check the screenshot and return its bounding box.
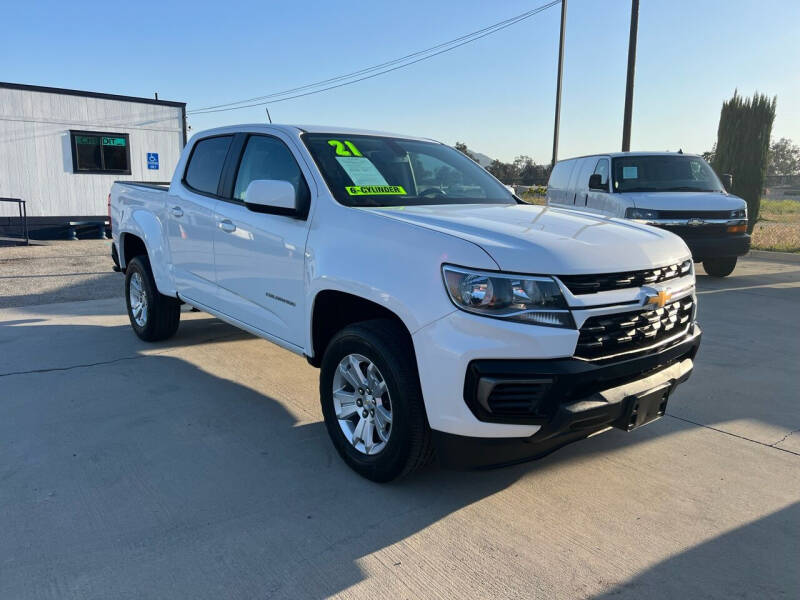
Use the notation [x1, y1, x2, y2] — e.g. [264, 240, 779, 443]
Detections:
[0, 82, 186, 238]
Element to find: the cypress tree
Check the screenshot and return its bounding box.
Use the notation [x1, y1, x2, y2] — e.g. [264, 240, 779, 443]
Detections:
[711, 91, 777, 233]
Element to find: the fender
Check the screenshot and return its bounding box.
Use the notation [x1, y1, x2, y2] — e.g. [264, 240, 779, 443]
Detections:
[120, 207, 177, 297]
[303, 201, 499, 357]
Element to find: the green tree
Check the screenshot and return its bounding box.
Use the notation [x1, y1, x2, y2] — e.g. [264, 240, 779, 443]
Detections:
[701, 145, 715, 165]
[454, 142, 476, 162]
[711, 91, 777, 232]
[486, 159, 518, 183]
[768, 137, 800, 176]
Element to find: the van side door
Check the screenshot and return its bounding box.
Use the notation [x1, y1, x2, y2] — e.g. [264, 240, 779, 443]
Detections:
[211, 132, 314, 348]
[566, 157, 594, 207]
[546, 159, 576, 206]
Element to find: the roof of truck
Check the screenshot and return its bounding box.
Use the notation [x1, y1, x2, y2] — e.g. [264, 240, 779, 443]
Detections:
[189, 124, 438, 143]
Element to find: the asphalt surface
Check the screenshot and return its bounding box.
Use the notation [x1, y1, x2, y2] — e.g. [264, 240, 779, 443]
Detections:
[0, 244, 798, 599]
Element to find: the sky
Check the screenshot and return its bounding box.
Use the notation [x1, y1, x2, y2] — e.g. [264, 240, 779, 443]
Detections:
[2, 0, 798, 164]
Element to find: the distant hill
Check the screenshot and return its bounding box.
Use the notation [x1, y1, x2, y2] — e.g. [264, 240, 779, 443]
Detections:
[471, 151, 494, 168]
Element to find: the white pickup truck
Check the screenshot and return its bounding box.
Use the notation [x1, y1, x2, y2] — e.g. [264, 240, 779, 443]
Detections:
[111, 124, 701, 481]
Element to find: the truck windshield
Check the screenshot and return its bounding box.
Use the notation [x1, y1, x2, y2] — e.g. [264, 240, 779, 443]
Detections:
[302, 133, 516, 207]
[611, 155, 724, 193]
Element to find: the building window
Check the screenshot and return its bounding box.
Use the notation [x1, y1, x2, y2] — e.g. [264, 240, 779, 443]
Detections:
[70, 130, 131, 174]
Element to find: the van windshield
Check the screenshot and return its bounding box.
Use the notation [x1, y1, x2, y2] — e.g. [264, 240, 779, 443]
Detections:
[302, 133, 516, 207]
[611, 155, 724, 193]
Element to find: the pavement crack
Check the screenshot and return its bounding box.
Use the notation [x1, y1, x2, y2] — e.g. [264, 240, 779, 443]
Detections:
[771, 427, 800, 448]
[0, 353, 156, 378]
[666, 414, 800, 457]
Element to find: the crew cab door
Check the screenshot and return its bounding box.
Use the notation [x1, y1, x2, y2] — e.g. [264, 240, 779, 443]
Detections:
[167, 134, 234, 305]
[212, 133, 312, 348]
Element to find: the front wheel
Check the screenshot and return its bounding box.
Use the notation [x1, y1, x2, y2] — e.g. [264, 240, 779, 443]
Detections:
[320, 319, 432, 482]
[703, 257, 737, 278]
[125, 255, 180, 341]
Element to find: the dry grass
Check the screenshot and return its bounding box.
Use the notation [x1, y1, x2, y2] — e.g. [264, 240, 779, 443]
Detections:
[752, 199, 800, 253]
[520, 190, 547, 205]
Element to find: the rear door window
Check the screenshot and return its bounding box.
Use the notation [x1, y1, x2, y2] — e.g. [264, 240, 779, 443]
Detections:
[184, 136, 233, 196]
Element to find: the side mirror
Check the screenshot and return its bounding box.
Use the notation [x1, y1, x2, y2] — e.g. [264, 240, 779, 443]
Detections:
[588, 173, 606, 191]
[244, 179, 297, 214]
[721, 173, 733, 191]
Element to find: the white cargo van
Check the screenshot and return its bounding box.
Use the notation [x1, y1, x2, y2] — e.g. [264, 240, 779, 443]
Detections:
[547, 152, 750, 277]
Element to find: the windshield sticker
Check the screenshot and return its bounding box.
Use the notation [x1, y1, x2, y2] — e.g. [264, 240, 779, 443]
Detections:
[622, 166, 638, 179]
[328, 139, 363, 157]
[346, 185, 407, 196]
[336, 156, 389, 186]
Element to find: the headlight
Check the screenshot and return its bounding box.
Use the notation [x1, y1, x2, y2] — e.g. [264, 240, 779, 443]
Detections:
[625, 207, 659, 220]
[730, 208, 746, 219]
[442, 266, 574, 328]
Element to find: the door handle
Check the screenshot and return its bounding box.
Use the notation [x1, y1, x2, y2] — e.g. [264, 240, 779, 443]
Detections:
[218, 219, 236, 233]
[170, 206, 184, 217]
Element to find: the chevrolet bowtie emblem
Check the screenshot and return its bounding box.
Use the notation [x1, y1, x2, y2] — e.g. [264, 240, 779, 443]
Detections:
[646, 290, 672, 308]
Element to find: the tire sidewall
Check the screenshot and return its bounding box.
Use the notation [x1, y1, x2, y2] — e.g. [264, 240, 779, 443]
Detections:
[320, 326, 419, 481]
[125, 256, 156, 338]
[703, 257, 737, 277]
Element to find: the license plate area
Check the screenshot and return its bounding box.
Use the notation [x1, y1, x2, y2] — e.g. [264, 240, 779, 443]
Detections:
[619, 384, 671, 431]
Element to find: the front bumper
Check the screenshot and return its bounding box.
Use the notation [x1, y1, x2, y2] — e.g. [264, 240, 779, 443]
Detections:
[673, 232, 750, 260]
[433, 324, 700, 469]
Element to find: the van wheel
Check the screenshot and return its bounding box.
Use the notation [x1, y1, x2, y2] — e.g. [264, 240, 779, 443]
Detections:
[125, 255, 180, 341]
[703, 257, 737, 277]
[320, 319, 433, 482]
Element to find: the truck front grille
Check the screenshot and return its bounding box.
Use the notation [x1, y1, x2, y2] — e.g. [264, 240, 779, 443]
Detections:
[558, 260, 691, 295]
[576, 298, 694, 360]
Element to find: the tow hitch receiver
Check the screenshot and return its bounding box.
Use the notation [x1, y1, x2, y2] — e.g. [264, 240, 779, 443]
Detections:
[618, 383, 671, 431]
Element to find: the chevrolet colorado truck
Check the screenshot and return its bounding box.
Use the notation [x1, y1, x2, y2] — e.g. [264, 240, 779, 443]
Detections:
[111, 125, 701, 482]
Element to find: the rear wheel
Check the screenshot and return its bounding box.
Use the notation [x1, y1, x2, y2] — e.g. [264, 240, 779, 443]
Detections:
[125, 255, 180, 341]
[703, 257, 737, 277]
[320, 319, 432, 482]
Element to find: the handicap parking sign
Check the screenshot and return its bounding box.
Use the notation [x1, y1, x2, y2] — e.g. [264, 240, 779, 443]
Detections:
[147, 152, 159, 170]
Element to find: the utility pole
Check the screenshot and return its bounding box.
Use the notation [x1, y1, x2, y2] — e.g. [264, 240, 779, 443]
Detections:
[621, 0, 639, 152]
[551, 0, 567, 168]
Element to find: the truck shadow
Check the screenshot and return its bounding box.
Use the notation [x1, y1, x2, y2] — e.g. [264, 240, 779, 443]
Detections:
[590, 502, 800, 599]
[1, 311, 795, 598]
[0, 316, 707, 599]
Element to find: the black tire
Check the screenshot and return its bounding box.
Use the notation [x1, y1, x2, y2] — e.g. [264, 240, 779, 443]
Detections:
[320, 319, 433, 482]
[124, 255, 180, 341]
[703, 257, 737, 278]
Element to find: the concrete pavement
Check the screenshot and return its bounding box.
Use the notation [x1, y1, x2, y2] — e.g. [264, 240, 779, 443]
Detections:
[0, 254, 798, 599]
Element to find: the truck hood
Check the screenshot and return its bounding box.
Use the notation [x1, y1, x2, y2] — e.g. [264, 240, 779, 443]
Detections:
[364, 204, 690, 274]
[625, 191, 746, 212]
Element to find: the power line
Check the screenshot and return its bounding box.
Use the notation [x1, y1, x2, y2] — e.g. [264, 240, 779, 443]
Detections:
[188, 1, 560, 115]
[190, 4, 555, 114]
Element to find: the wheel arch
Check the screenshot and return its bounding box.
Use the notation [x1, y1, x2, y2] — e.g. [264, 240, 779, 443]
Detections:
[117, 211, 176, 297]
[307, 289, 414, 368]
